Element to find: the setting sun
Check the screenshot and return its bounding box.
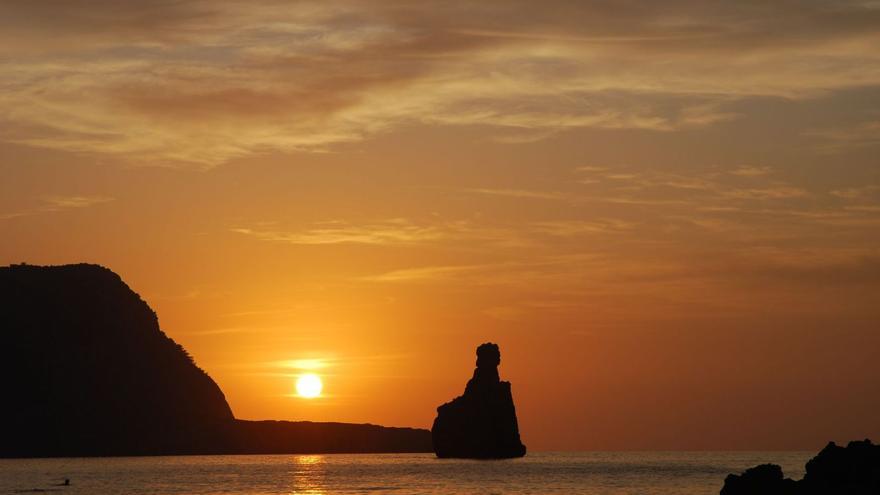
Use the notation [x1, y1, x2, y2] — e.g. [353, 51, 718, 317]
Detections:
[296, 374, 323, 399]
[2, 0, 880, 464]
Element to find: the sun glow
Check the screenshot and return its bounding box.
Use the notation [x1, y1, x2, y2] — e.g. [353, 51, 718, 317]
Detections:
[296, 373, 323, 399]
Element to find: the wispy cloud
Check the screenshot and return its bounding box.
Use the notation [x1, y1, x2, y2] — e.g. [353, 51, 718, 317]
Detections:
[830, 185, 880, 200]
[359, 264, 486, 282]
[232, 213, 645, 252]
[573, 165, 810, 205]
[729, 166, 772, 177]
[1, 195, 114, 220]
[272, 359, 329, 371]
[721, 187, 809, 200]
[231, 219, 448, 245]
[807, 121, 880, 152]
[1, 1, 879, 165]
[462, 188, 572, 201]
[234, 354, 411, 373]
[186, 325, 293, 337]
[531, 219, 635, 236]
[41, 195, 115, 209]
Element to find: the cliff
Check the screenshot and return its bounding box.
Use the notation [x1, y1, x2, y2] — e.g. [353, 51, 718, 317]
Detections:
[431, 342, 526, 458]
[0, 263, 431, 457]
[720, 439, 880, 495]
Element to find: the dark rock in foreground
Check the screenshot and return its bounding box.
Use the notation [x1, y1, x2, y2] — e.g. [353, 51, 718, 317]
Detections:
[432, 342, 526, 458]
[721, 439, 880, 495]
[0, 263, 431, 457]
[720, 464, 797, 495]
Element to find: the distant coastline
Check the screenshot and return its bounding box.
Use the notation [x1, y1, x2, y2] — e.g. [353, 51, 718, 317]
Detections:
[1, 263, 431, 458]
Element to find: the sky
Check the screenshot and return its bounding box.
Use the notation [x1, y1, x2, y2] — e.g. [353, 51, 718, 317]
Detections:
[2, 0, 879, 451]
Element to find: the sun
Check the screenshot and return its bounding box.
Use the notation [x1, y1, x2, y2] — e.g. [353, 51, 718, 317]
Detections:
[296, 373, 323, 399]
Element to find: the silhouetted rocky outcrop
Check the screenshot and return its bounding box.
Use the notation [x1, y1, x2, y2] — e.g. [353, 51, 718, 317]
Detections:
[0, 263, 431, 457]
[721, 439, 880, 495]
[432, 342, 526, 458]
[720, 464, 797, 495]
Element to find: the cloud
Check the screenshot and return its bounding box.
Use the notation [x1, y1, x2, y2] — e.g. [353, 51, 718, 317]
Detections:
[231, 219, 449, 245]
[231, 215, 553, 249]
[461, 188, 572, 201]
[360, 264, 486, 283]
[531, 220, 635, 236]
[186, 325, 291, 336]
[573, 166, 810, 206]
[715, 248, 880, 288]
[1, 195, 114, 220]
[845, 205, 880, 213]
[729, 166, 772, 177]
[1, 1, 879, 165]
[41, 195, 115, 209]
[232, 213, 646, 252]
[272, 359, 328, 371]
[250, 353, 409, 371]
[371, 248, 880, 289]
[721, 187, 809, 200]
[807, 120, 880, 152]
[830, 185, 880, 200]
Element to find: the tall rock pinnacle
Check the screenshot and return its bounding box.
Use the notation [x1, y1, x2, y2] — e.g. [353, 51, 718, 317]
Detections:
[431, 342, 527, 458]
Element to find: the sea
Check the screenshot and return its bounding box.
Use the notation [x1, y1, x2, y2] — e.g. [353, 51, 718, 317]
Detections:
[0, 451, 811, 494]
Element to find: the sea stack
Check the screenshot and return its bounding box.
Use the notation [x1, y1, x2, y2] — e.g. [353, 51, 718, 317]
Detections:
[432, 342, 526, 458]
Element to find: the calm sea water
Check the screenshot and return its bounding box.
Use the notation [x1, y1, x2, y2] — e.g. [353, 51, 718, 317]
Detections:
[0, 452, 811, 494]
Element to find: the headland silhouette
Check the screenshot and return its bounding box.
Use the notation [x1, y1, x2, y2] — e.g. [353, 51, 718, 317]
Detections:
[0, 263, 431, 457]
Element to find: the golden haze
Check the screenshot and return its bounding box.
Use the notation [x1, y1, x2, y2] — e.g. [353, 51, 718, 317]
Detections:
[1, 0, 879, 450]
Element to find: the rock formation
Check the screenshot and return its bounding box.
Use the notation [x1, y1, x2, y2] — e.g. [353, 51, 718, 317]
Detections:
[720, 439, 880, 494]
[720, 464, 797, 495]
[0, 263, 431, 457]
[432, 342, 526, 458]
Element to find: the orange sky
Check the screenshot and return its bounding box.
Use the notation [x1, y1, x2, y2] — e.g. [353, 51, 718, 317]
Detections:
[2, 1, 879, 450]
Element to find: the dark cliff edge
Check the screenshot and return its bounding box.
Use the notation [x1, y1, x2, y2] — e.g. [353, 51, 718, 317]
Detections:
[720, 439, 880, 495]
[432, 342, 526, 459]
[0, 263, 431, 458]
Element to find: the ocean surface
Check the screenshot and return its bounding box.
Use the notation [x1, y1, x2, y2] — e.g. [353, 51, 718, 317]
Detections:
[0, 451, 811, 494]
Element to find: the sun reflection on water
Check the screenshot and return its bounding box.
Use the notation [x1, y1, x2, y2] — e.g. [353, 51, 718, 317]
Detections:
[290, 454, 325, 495]
[295, 455, 323, 466]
